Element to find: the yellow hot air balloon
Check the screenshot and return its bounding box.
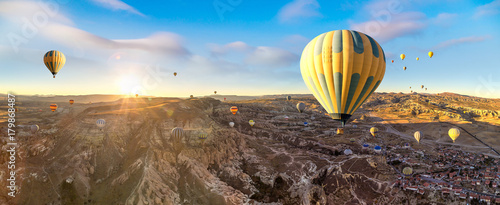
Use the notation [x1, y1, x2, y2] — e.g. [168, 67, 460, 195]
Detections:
[135, 94, 139, 98]
[400, 54, 405, 60]
[43, 50, 66, 78]
[428, 51, 433, 58]
[370, 127, 378, 137]
[300, 30, 386, 127]
[402, 167, 413, 177]
[414, 131, 421, 143]
[448, 128, 460, 143]
[416, 57, 419, 61]
[249, 120, 255, 126]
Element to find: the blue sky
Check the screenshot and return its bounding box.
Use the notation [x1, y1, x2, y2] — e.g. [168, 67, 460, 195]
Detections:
[0, 0, 499, 98]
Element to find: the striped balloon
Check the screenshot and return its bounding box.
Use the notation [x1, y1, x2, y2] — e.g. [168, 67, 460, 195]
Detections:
[50, 104, 58, 112]
[300, 30, 386, 127]
[370, 127, 378, 137]
[414, 131, 421, 143]
[198, 133, 207, 140]
[402, 167, 413, 177]
[286, 96, 291, 100]
[230, 106, 238, 115]
[43, 50, 66, 78]
[69, 99, 74, 105]
[171, 127, 184, 142]
[96, 119, 106, 128]
[249, 120, 255, 126]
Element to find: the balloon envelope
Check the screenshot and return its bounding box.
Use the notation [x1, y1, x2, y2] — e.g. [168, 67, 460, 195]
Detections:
[374, 145, 381, 152]
[31, 125, 39, 133]
[69, 100, 74, 105]
[344, 149, 353, 155]
[230, 106, 238, 115]
[229, 122, 235, 127]
[96, 119, 106, 128]
[286, 96, 291, 100]
[448, 128, 460, 142]
[296, 103, 306, 113]
[370, 127, 378, 137]
[362, 143, 369, 148]
[402, 167, 413, 176]
[50, 104, 58, 112]
[171, 127, 184, 142]
[300, 30, 386, 127]
[414, 131, 421, 143]
[428, 51, 433, 58]
[400, 54, 405, 60]
[249, 120, 255, 126]
[44, 50, 66, 78]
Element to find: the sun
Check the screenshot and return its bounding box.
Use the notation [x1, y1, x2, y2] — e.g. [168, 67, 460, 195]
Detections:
[117, 75, 141, 96]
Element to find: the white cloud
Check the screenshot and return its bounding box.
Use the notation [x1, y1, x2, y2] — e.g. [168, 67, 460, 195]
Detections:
[208, 42, 299, 68]
[474, 0, 500, 19]
[208, 41, 252, 56]
[350, 12, 427, 43]
[245, 46, 298, 67]
[0, 0, 74, 25]
[432, 13, 458, 27]
[432, 35, 492, 50]
[90, 0, 145, 16]
[277, 0, 321, 23]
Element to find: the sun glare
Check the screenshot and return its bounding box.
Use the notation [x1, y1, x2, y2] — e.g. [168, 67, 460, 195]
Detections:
[117, 75, 141, 96]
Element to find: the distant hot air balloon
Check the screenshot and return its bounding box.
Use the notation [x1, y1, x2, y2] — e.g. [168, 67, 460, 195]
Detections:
[50, 104, 58, 112]
[96, 119, 106, 129]
[69, 99, 74, 105]
[414, 131, 421, 143]
[304, 122, 308, 126]
[44, 50, 66, 78]
[249, 120, 255, 127]
[224, 98, 226, 101]
[15, 108, 18, 112]
[448, 128, 460, 143]
[229, 122, 235, 127]
[173, 72, 177, 76]
[296, 102, 306, 113]
[31, 125, 39, 134]
[404, 66, 407, 71]
[349, 138, 355, 143]
[190, 95, 193, 98]
[135, 94, 139, 98]
[344, 149, 353, 155]
[409, 87, 411, 89]
[199, 133, 207, 141]
[300, 30, 386, 127]
[337, 128, 344, 135]
[416, 57, 419, 61]
[402, 167, 413, 177]
[374, 145, 381, 152]
[286, 96, 291, 101]
[404, 142, 410, 148]
[284, 115, 289, 120]
[425, 88, 427, 91]
[391, 60, 394, 63]
[421, 85, 424, 89]
[230, 106, 238, 115]
[428, 51, 433, 58]
[362, 143, 369, 148]
[370, 127, 378, 137]
[171, 127, 184, 142]
[400, 54, 405, 60]
[214, 91, 217, 94]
